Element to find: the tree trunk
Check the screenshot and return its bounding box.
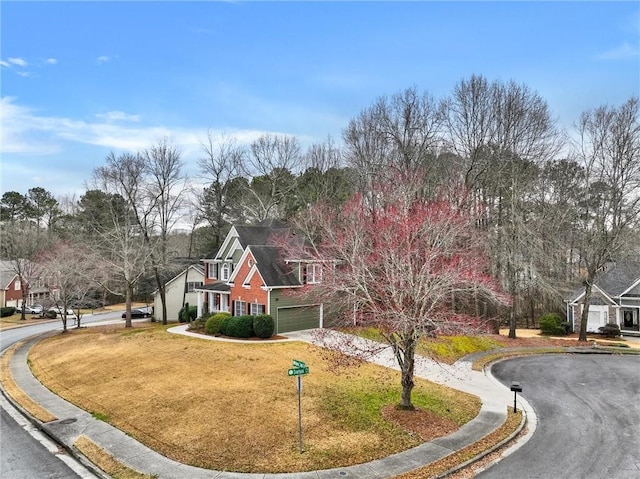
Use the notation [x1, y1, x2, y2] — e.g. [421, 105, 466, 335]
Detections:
[394, 336, 416, 410]
[125, 284, 133, 328]
[579, 278, 594, 342]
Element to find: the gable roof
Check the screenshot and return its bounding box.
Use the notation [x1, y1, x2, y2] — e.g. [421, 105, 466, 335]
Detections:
[0, 260, 18, 289]
[595, 260, 640, 296]
[231, 245, 300, 288]
[568, 260, 640, 302]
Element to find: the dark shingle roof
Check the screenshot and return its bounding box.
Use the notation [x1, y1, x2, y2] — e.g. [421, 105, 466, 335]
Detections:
[595, 260, 640, 296]
[250, 246, 300, 288]
[198, 281, 231, 292]
[234, 225, 291, 249]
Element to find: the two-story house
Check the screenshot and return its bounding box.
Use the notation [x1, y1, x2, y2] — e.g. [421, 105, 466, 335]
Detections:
[195, 219, 325, 334]
[0, 260, 26, 308]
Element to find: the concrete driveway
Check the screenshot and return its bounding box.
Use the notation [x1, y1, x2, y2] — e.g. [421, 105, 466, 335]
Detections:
[478, 355, 640, 479]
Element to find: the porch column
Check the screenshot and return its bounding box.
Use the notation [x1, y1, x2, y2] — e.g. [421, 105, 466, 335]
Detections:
[197, 291, 203, 318]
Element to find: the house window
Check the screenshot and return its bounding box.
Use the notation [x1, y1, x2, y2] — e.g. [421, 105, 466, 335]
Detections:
[234, 300, 246, 316]
[250, 303, 265, 316]
[221, 263, 230, 281]
[185, 282, 203, 293]
[15, 280, 21, 290]
[207, 263, 216, 279]
[305, 264, 322, 284]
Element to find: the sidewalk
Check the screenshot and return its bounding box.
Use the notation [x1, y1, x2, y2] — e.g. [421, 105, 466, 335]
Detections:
[4, 328, 528, 479]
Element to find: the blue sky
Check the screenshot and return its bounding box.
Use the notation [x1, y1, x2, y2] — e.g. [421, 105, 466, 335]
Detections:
[1, 1, 639, 199]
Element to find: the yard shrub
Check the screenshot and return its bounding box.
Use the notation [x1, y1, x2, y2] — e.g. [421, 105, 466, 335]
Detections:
[253, 314, 275, 339]
[1, 307, 16, 317]
[44, 310, 57, 319]
[598, 322, 621, 338]
[225, 315, 255, 338]
[539, 313, 568, 336]
[178, 303, 197, 323]
[205, 312, 231, 335]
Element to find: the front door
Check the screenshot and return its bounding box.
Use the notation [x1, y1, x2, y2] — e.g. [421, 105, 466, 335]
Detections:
[621, 309, 639, 331]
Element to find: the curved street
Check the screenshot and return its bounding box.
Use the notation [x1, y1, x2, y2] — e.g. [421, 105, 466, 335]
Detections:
[479, 355, 640, 479]
[0, 313, 123, 479]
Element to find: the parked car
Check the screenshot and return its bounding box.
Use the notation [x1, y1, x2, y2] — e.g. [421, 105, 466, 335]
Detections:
[46, 307, 78, 320]
[23, 304, 43, 314]
[122, 308, 151, 319]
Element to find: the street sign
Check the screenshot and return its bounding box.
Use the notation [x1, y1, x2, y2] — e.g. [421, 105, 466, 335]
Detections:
[292, 359, 306, 368]
[288, 367, 309, 376]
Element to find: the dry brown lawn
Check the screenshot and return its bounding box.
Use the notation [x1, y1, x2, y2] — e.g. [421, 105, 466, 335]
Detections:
[28, 323, 480, 473]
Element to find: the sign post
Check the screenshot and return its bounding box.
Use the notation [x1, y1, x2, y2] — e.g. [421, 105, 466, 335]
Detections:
[288, 360, 309, 453]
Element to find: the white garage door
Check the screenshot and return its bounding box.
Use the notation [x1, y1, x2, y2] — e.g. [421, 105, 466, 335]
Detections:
[586, 306, 608, 333]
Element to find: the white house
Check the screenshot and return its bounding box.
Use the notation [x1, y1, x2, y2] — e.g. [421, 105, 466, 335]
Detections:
[153, 264, 204, 322]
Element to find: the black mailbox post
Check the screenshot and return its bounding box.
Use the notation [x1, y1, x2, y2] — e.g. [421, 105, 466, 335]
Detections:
[510, 382, 522, 413]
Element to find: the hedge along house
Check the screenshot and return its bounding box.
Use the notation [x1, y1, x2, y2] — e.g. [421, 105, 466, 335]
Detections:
[566, 260, 640, 336]
[195, 219, 324, 334]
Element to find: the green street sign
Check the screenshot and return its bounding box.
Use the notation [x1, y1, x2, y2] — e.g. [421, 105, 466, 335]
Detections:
[292, 359, 306, 368]
[288, 367, 309, 376]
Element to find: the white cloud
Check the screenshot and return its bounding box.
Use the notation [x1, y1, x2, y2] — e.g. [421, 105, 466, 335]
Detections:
[96, 55, 111, 64]
[16, 71, 32, 78]
[0, 97, 274, 157]
[95, 111, 141, 122]
[45, 58, 58, 65]
[598, 41, 640, 60]
[0, 60, 10, 68]
[8, 57, 28, 67]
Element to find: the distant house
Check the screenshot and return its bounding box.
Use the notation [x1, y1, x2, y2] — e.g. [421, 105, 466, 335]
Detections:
[566, 260, 640, 336]
[153, 264, 204, 322]
[0, 260, 25, 308]
[195, 219, 324, 334]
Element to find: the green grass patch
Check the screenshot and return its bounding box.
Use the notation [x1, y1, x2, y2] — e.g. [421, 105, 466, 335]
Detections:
[346, 327, 504, 365]
[320, 374, 479, 433]
[417, 336, 505, 364]
[91, 411, 109, 422]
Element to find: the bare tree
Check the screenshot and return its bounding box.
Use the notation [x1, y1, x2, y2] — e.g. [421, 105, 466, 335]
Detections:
[344, 86, 445, 198]
[443, 75, 563, 337]
[197, 131, 244, 248]
[91, 152, 153, 327]
[243, 134, 302, 221]
[573, 97, 640, 341]
[37, 241, 104, 331]
[141, 137, 188, 324]
[0, 220, 54, 319]
[297, 136, 354, 209]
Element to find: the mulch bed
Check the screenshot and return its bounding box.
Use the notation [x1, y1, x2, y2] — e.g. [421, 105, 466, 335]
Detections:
[382, 405, 459, 441]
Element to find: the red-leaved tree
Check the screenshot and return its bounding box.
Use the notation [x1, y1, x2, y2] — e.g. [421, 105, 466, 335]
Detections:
[286, 182, 507, 409]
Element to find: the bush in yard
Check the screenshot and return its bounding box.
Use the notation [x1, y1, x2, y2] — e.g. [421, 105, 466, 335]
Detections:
[1, 307, 16, 317]
[598, 322, 621, 338]
[205, 312, 231, 335]
[253, 314, 275, 339]
[178, 303, 197, 323]
[44, 309, 57, 319]
[225, 315, 255, 338]
[539, 313, 568, 336]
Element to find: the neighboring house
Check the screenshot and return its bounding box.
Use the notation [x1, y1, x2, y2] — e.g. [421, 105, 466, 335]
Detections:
[195, 219, 324, 334]
[566, 261, 640, 336]
[0, 260, 25, 308]
[153, 264, 204, 323]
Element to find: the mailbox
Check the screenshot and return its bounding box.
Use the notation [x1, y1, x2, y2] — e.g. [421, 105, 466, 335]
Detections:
[510, 382, 522, 412]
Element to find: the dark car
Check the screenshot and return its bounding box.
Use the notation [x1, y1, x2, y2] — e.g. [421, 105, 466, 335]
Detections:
[122, 308, 151, 319]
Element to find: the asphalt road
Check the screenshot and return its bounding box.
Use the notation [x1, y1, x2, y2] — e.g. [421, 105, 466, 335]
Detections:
[0, 312, 123, 479]
[478, 355, 640, 479]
